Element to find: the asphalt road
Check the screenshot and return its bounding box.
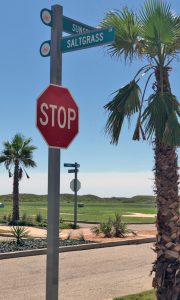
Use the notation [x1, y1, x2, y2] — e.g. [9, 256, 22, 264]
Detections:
[0, 243, 155, 300]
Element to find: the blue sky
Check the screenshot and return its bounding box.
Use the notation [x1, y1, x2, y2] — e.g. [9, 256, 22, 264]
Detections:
[0, 0, 179, 196]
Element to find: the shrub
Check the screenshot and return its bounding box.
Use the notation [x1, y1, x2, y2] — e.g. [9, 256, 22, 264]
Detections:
[100, 218, 113, 237]
[7, 214, 12, 223]
[112, 213, 127, 237]
[91, 218, 113, 238]
[2, 215, 7, 221]
[21, 212, 28, 222]
[10, 226, 30, 245]
[91, 213, 128, 238]
[60, 217, 64, 224]
[78, 203, 84, 208]
[35, 212, 43, 223]
[91, 225, 101, 236]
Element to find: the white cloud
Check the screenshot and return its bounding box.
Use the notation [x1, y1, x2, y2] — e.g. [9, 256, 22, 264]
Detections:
[0, 171, 154, 197]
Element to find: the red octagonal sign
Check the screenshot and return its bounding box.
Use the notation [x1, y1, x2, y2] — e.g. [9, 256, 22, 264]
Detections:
[36, 84, 79, 148]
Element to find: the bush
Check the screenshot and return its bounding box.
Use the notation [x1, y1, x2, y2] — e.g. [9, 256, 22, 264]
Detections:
[91, 213, 127, 238]
[91, 225, 101, 236]
[10, 226, 30, 245]
[112, 213, 127, 237]
[100, 218, 113, 237]
[91, 218, 113, 238]
[2, 215, 7, 221]
[78, 203, 84, 208]
[21, 212, 28, 222]
[35, 213, 43, 223]
[7, 214, 12, 223]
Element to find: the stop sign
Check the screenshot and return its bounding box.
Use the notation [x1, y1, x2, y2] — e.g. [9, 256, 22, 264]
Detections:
[36, 84, 79, 148]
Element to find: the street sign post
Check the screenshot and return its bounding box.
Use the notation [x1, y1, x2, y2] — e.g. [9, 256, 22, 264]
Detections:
[39, 5, 115, 300]
[39, 5, 63, 300]
[45, 5, 62, 300]
[36, 84, 79, 148]
[64, 162, 80, 228]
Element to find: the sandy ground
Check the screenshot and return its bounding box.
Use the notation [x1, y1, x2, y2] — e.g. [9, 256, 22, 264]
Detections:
[123, 212, 156, 218]
[0, 223, 156, 242]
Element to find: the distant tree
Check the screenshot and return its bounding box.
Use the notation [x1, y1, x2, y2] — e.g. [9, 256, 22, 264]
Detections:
[0, 134, 37, 222]
[100, 1, 180, 299]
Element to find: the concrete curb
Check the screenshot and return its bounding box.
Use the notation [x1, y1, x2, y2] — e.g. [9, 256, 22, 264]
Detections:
[0, 237, 155, 260]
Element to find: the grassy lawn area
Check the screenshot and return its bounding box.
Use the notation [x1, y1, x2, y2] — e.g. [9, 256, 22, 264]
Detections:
[114, 290, 156, 300]
[0, 194, 156, 223]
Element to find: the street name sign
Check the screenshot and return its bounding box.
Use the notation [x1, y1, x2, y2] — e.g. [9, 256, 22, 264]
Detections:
[40, 27, 115, 57]
[61, 27, 115, 53]
[68, 169, 79, 173]
[63, 16, 94, 34]
[36, 84, 79, 148]
[64, 163, 80, 168]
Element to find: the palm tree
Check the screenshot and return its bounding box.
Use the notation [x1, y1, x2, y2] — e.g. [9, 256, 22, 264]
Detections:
[100, 1, 180, 299]
[0, 134, 37, 222]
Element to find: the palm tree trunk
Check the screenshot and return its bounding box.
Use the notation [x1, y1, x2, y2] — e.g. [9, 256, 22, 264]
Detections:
[152, 139, 180, 300]
[152, 64, 180, 299]
[12, 159, 20, 222]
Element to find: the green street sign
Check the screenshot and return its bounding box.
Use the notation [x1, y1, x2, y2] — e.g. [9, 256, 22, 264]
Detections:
[63, 16, 94, 34]
[40, 27, 115, 57]
[61, 27, 115, 53]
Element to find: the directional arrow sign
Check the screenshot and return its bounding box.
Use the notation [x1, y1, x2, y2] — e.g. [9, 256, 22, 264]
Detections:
[63, 16, 94, 34]
[61, 27, 115, 53]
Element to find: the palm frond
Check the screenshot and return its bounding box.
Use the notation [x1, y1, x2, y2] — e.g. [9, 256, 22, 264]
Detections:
[100, 7, 140, 62]
[140, 0, 180, 59]
[142, 92, 180, 145]
[163, 112, 180, 146]
[23, 159, 37, 168]
[104, 80, 141, 144]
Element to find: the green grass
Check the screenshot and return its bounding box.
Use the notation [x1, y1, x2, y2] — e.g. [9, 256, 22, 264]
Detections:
[114, 290, 156, 300]
[0, 194, 156, 224]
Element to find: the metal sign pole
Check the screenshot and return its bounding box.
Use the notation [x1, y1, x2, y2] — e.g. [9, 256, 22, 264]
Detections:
[46, 5, 62, 300]
[74, 163, 78, 229]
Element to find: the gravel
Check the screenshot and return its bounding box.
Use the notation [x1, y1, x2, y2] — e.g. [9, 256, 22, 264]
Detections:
[0, 238, 95, 253]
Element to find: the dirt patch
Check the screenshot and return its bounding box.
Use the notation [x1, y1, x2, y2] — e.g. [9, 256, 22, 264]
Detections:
[60, 227, 156, 243]
[0, 225, 156, 243]
[123, 213, 156, 218]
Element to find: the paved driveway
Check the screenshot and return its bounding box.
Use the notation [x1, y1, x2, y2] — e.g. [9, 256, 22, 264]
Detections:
[0, 243, 155, 300]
